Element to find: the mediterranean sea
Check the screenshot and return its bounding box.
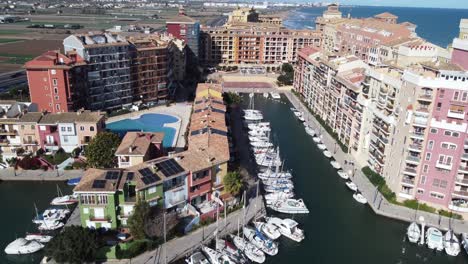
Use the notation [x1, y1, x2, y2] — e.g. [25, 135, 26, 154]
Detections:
[284, 6, 468, 47]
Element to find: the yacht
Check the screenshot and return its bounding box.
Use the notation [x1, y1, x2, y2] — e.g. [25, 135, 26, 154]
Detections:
[202, 246, 236, 264]
[258, 170, 292, 180]
[37, 220, 64, 231]
[312, 136, 321, 143]
[248, 136, 270, 142]
[266, 217, 305, 242]
[250, 141, 273, 148]
[264, 184, 293, 193]
[50, 195, 78, 205]
[297, 116, 305, 122]
[352, 192, 367, 204]
[244, 113, 263, 121]
[304, 126, 315, 136]
[262, 178, 293, 187]
[231, 235, 265, 263]
[216, 239, 247, 264]
[33, 208, 69, 224]
[243, 109, 262, 115]
[256, 154, 282, 168]
[337, 170, 349, 180]
[461, 233, 468, 255]
[270, 92, 281, 99]
[330, 161, 341, 170]
[185, 251, 210, 264]
[248, 130, 267, 137]
[25, 234, 52, 243]
[443, 230, 460, 256]
[268, 198, 309, 214]
[4, 238, 44, 255]
[317, 144, 327, 150]
[263, 93, 269, 98]
[243, 227, 279, 256]
[345, 180, 358, 191]
[248, 122, 270, 130]
[406, 222, 421, 244]
[426, 227, 444, 251]
[323, 150, 332, 158]
[253, 221, 281, 240]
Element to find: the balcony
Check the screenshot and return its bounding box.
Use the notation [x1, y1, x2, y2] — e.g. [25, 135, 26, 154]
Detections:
[408, 144, 422, 152]
[417, 93, 432, 102]
[452, 190, 468, 199]
[22, 140, 38, 145]
[403, 167, 418, 176]
[0, 139, 9, 146]
[0, 129, 17, 136]
[406, 155, 420, 165]
[415, 107, 429, 115]
[89, 215, 112, 222]
[410, 132, 425, 140]
[44, 140, 58, 146]
[401, 178, 415, 187]
[413, 117, 428, 127]
[435, 162, 452, 171]
[447, 110, 465, 120]
[455, 177, 468, 187]
[459, 165, 468, 173]
[462, 153, 468, 161]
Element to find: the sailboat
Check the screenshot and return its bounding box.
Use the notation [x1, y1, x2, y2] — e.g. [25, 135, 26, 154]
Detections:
[443, 230, 460, 256]
[216, 238, 247, 264]
[407, 222, 421, 244]
[231, 235, 265, 263]
[201, 246, 237, 264]
[25, 233, 53, 243]
[352, 192, 367, 204]
[51, 185, 78, 205]
[185, 251, 210, 264]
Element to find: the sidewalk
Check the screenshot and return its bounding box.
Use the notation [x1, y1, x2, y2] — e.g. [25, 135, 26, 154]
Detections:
[0, 167, 83, 181]
[284, 91, 468, 234]
[128, 196, 265, 264]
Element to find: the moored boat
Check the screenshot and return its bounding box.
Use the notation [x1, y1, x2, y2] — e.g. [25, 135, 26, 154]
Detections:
[345, 180, 358, 191]
[426, 227, 444, 251]
[312, 136, 321, 143]
[4, 238, 44, 255]
[352, 192, 367, 204]
[317, 144, 327, 150]
[266, 217, 305, 242]
[461, 233, 468, 255]
[407, 222, 420, 244]
[268, 198, 309, 214]
[216, 239, 247, 264]
[330, 161, 341, 169]
[323, 150, 332, 158]
[66, 177, 81, 186]
[231, 235, 265, 263]
[25, 233, 53, 243]
[243, 227, 279, 256]
[202, 246, 236, 264]
[253, 221, 282, 240]
[443, 230, 460, 256]
[185, 251, 210, 264]
[304, 126, 315, 136]
[250, 141, 273, 148]
[50, 195, 78, 205]
[337, 170, 349, 179]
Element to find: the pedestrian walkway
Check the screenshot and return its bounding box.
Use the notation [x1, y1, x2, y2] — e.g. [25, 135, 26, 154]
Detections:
[0, 167, 83, 181]
[129, 196, 265, 264]
[284, 91, 468, 234]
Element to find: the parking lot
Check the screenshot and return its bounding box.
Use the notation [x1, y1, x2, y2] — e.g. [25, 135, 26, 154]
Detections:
[239, 66, 266, 75]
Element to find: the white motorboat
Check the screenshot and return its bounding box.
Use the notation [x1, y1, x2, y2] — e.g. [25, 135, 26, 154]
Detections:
[248, 122, 270, 129]
[293, 111, 302, 117]
[185, 251, 210, 264]
[330, 161, 341, 169]
[248, 125, 271, 132]
[317, 144, 327, 150]
[270, 92, 281, 99]
[304, 126, 315, 136]
[250, 141, 273, 148]
[290, 107, 297, 111]
[37, 220, 64, 231]
[248, 130, 267, 137]
[25, 234, 53, 243]
[202, 246, 236, 264]
[216, 239, 247, 264]
[266, 217, 305, 242]
[312, 136, 321, 143]
[461, 233, 468, 255]
[268, 198, 309, 214]
[298, 116, 305, 122]
[353, 192, 367, 204]
[50, 195, 78, 205]
[323, 150, 332, 158]
[426, 227, 444, 251]
[33, 208, 69, 224]
[264, 184, 293, 193]
[249, 136, 270, 142]
[345, 180, 358, 191]
[262, 178, 293, 187]
[258, 170, 292, 180]
[407, 222, 421, 244]
[244, 114, 263, 121]
[243, 227, 279, 256]
[231, 235, 266, 263]
[263, 93, 269, 98]
[4, 238, 44, 255]
[265, 192, 295, 205]
[337, 170, 349, 179]
[256, 155, 282, 167]
[254, 221, 281, 240]
[443, 230, 460, 256]
[243, 109, 262, 115]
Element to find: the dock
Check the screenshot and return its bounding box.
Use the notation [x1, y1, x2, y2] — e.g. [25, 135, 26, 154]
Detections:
[0, 168, 83, 181]
[285, 91, 468, 234]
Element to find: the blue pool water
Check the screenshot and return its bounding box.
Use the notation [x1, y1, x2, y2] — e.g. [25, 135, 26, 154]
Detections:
[107, 113, 179, 147]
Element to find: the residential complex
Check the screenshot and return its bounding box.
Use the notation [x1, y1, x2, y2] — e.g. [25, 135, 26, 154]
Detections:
[200, 23, 321, 69]
[166, 8, 200, 62]
[294, 13, 468, 212]
[0, 110, 105, 159]
[74, 83, 230, 230]
[227, 7, 282, 26]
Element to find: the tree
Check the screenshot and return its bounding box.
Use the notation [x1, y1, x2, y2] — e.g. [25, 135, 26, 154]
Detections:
[223, 92, 242, 106]
[45, 226, 99, 264]
[223, 171, 243, 196]
[86, 132, 121, 168]
[277, 63, 294, 86]
[128, 200, 150, 240]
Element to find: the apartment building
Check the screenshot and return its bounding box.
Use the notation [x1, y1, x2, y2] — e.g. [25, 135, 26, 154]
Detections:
[452, 19, 468, 70]
[227, 7, 282, 26]
[0, 110, 105, 158]
[63, 33, 132, 111]
[200, 24, 321, 70]
[166, 8, 200, 61]
[24, 50, 88, 113]
[115, 132, 164, 168]
[127, 36, 170, 102]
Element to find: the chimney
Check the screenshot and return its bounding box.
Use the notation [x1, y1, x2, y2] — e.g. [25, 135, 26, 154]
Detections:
[129, 145, 133, 153]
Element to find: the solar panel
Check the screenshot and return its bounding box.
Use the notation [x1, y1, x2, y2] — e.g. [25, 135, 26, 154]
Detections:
[211, 128, 228, 136]
[126, 172, 134, 181]
[212, 108, 224, 114]
[92, 180, 106, 189]
[105, 171, 119, 180]
[212, 100, 223, 105]
[138, 168, 161, 185]
[155, 159, 184, 177]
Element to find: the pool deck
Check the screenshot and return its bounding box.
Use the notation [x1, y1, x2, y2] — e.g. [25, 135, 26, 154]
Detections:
[106, 102, 192, 150]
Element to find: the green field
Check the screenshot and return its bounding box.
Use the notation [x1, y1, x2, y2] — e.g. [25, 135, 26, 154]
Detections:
[0, 39, 22, 44]
[0, 53, 34, 64]
[0, 30, 27, 35]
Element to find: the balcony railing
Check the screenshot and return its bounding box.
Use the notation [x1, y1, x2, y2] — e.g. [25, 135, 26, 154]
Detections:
[403, 167, 418, 176]
[408, 144, 422, 152]
[435, 162, 452, 171]
[22, 140, 38, 145]
[459, 165, 468, 173]
[401, 178, 415, 186]
[406, 155, 420, 164]
[410, 132, 425, 140]
[0, 129, 17, 135]
[447, 110, 465, 120]
[418, 93, 432, 102]
[462, 153, 468, 161]
[44, 141, 58, 146]
[455, 178, 468, 186]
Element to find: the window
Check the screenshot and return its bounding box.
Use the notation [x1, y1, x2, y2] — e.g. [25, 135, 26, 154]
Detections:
[452, 132, 460, 137]
[428, 140, 434, 150]
[432, 179, 440, 187]
[439, 89, 445, 98]
[63, 136, 68, 143]
[425, 153, 431, 161]
[436, 102, 442, 111]
[438, 155, 445, 163]
[54, 88, 58, 94]
[67, 127, 72, 132]
[31, 125, 35, 129]
[52, 79, 58, 86]
[440, 180, 448, 189]
[420, 175, 426, 184]
[430, 128, 438, 134]
[80, 126, 84, 131]
[417, 189, 424, 195]
[463, 92, 468, 102]
[148, 187, 157, 194]
[454, 91, 460, 101]
[444, 130, 451, 136]
[56, 104, 60, 111]
[430, 192, 444, 199]
[90, 126, 95, 132]
[54, 96, 59, 100]
[51, 70, 56, 75]
[39, 125, 46, 131]
[423, 164, 429, 173]
[61, 127, 66, 132]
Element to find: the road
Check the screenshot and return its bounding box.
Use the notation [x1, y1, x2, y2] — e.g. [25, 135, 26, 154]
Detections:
[0, 70, 27, 92]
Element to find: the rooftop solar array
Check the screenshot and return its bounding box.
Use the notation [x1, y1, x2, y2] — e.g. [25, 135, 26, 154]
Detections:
[212, 99, 224, 105]
[139, 168, 161, 185]
[92, 179, 106, 189]
[212, 108, 224, 114]
[105, 171, 120, 180]
[191, 127, 209, 136]
[155, 159, 185, 177]
[126, 172, 134, 181]
[211, 128, 228, 136]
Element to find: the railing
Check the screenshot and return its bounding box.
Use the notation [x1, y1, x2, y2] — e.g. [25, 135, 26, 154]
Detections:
[401, 178, 415, 185]
[44, 141, 58, 146]
[406, 155, 420, 163]
[418, 93, 432, 101]
[22, 140, 37, 145]
[459, 165, 468, 172]
[403, 167, 418, 175]
[408, 144, 422, 151]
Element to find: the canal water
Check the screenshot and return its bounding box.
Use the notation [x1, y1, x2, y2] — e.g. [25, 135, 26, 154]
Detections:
[241, 94, 467, 264]
[0, 181, 73, 264]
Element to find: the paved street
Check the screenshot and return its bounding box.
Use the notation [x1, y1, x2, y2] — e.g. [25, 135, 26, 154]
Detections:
[129, 196, 264, 264]
[0, 167, 83, 181]
[285, 91, 468, 234]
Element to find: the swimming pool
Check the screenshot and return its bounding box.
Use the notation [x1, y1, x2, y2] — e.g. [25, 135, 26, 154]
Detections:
[106, 113, 179, 148]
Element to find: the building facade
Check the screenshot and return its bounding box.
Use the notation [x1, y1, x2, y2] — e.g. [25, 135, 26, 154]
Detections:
[166, 9, 200, 62]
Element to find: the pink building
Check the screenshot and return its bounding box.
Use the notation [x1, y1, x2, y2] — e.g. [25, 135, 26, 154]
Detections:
[451, 19, 468, 71]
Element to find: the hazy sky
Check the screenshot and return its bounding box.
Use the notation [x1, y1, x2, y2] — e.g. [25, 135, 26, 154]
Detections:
[336, 0, 468, 9]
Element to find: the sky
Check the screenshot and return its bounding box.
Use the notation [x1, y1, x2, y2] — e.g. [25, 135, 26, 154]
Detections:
[336, 0, 468, 9]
